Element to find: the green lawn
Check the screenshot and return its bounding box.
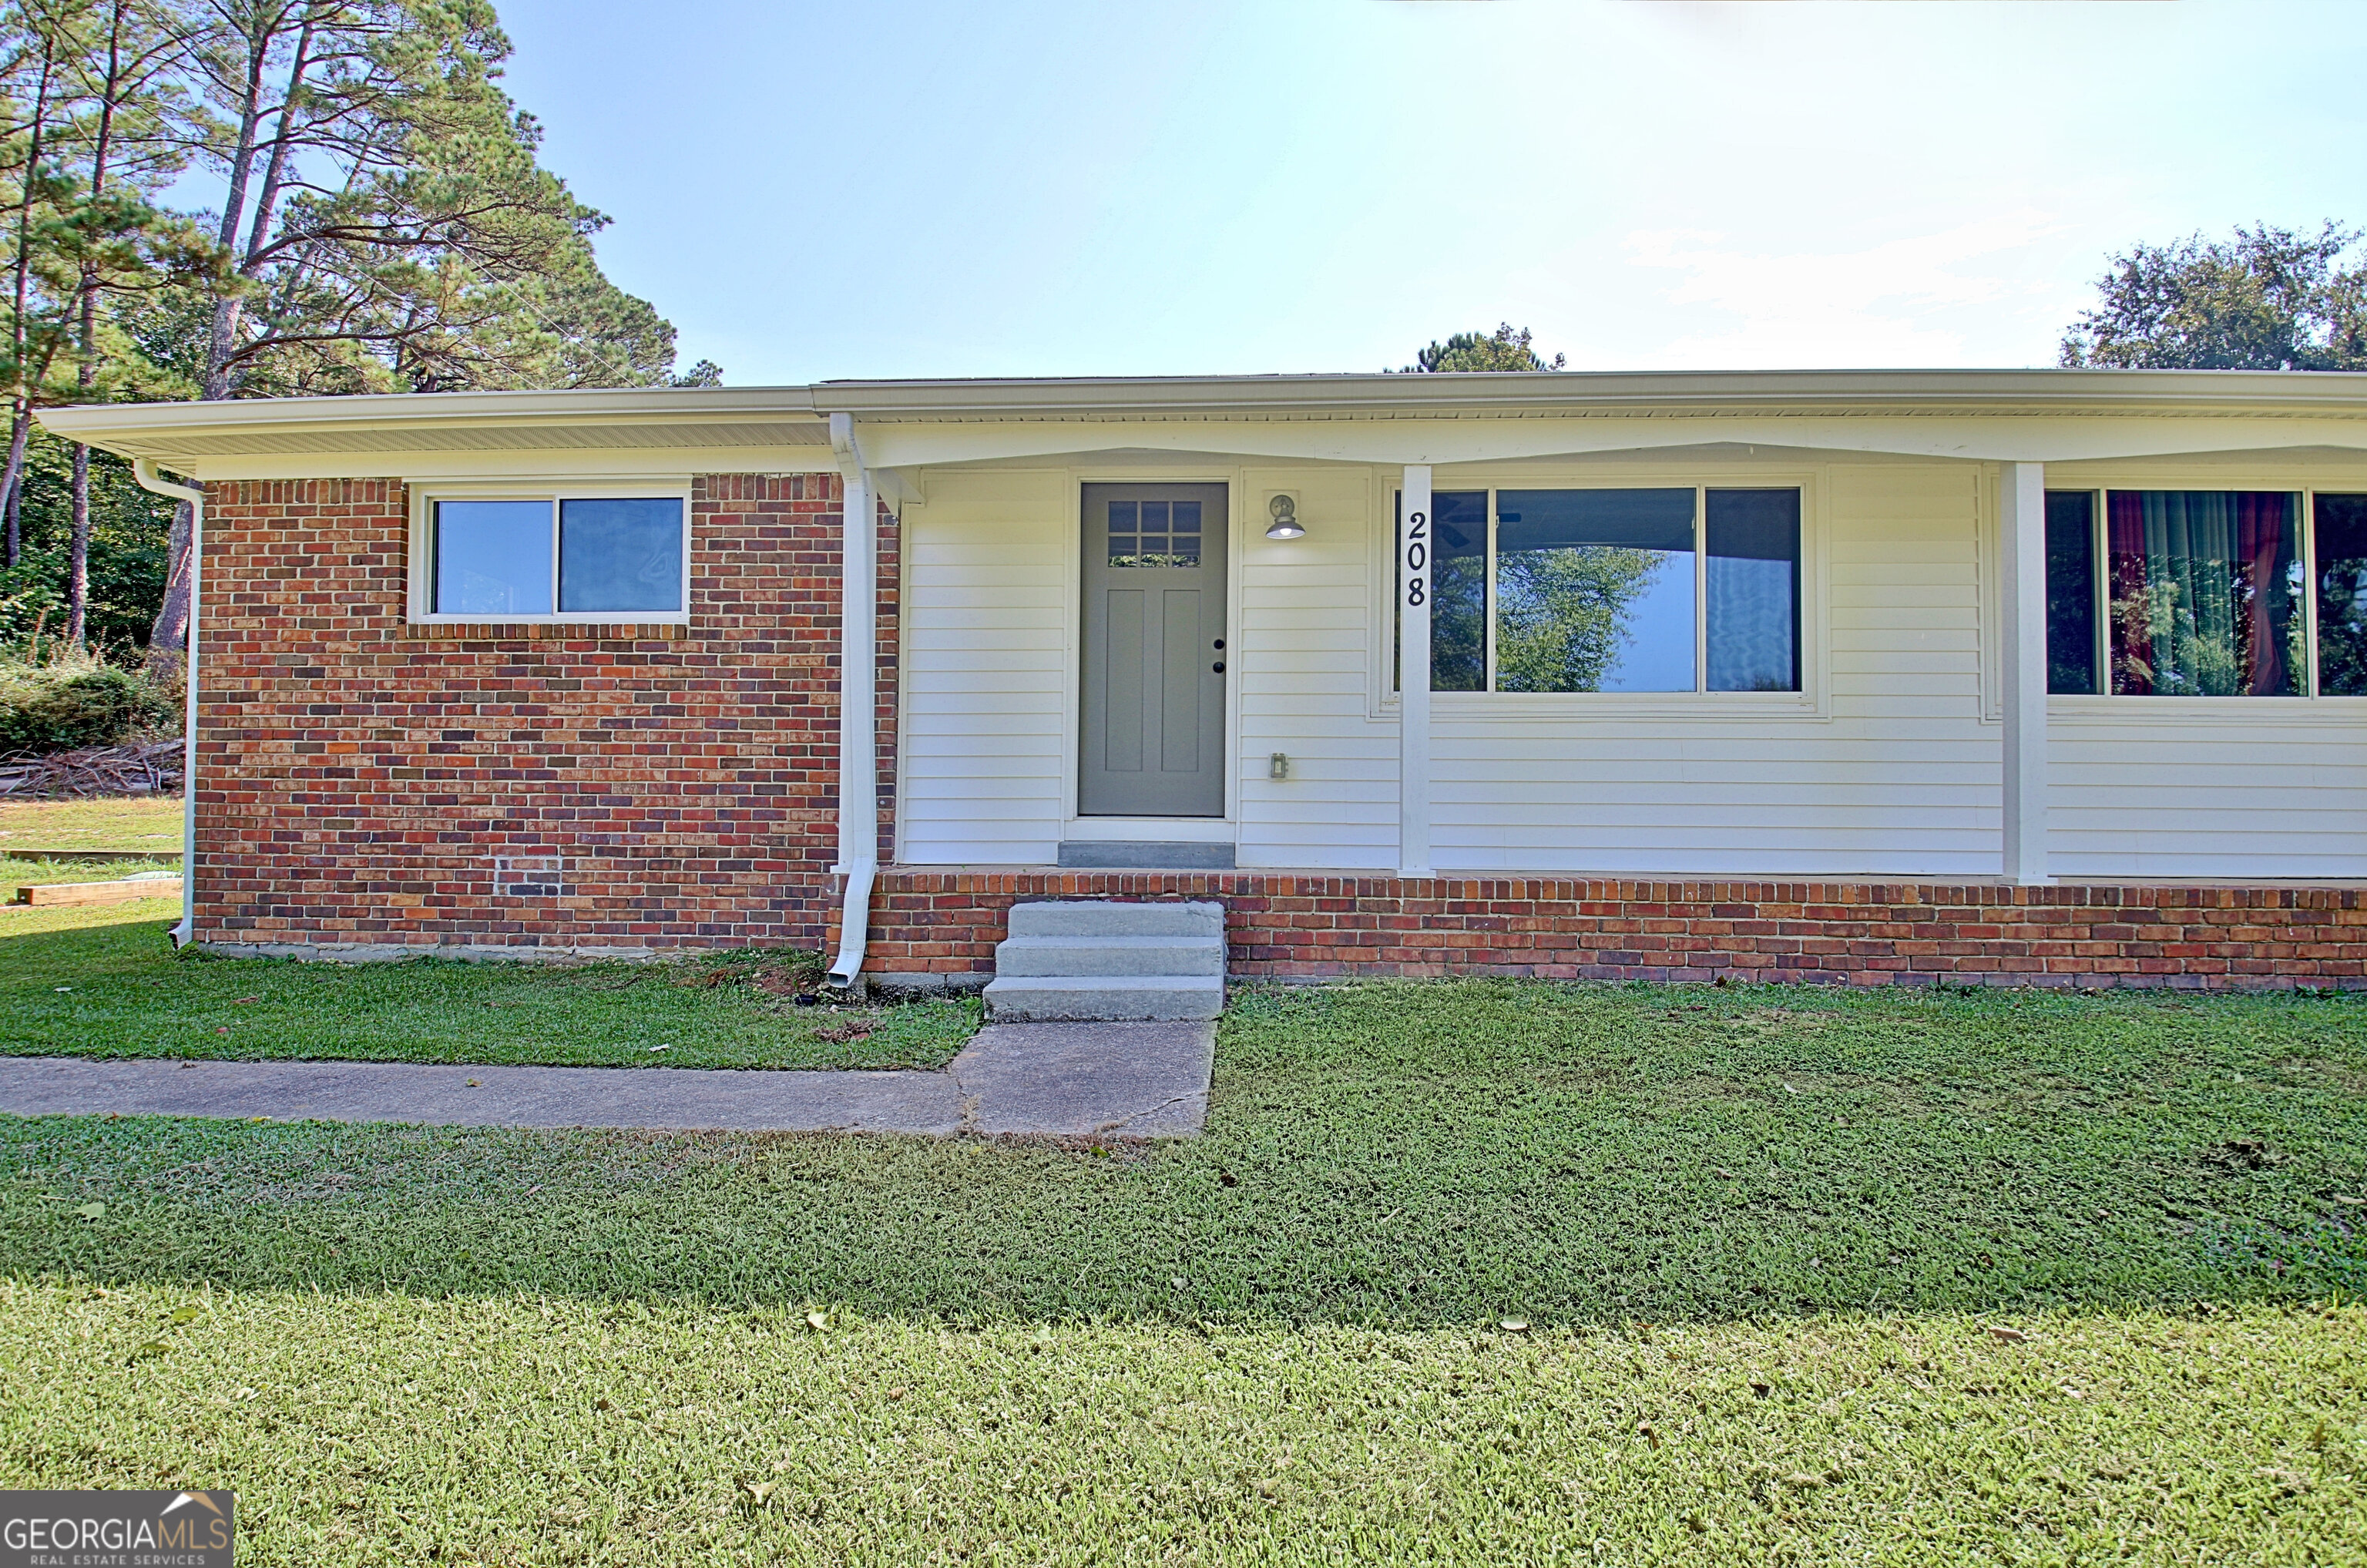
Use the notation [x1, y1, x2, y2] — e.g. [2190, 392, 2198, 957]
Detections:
[0, 794, 190, 911]
[3, 1286, 2356, 1565]
[0, 794, 185, 856]
[4, 979, 2365, 1561]
[0, 910, 979, 1070]
[0, 794, 979, 1073]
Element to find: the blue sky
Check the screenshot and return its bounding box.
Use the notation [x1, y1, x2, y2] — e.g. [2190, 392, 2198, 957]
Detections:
[480, 0, 2366, 385]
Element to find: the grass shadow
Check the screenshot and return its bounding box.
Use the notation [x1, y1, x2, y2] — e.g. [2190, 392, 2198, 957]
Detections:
[4, 979, 2362, 1328]
[0, 915, 979, 1071]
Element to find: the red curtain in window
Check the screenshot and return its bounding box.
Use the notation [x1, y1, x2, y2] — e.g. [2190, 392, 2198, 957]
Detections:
[2106, 491, 2296, 697]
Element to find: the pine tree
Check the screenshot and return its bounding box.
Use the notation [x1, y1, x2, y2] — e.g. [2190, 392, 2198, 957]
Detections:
[1399, 323, 1566, 374]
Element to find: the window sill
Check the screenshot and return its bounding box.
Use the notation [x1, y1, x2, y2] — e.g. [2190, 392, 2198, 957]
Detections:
[1375, 690, 1830, 723]
[401, 621, 688, 642]
[2048, 694, 2367, 725]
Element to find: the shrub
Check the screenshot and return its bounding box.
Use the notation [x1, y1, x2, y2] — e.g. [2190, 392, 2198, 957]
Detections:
[0, 659, 180, 758]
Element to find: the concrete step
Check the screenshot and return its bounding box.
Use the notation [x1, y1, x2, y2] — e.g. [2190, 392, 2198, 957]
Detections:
[993, 934, 1226, 977]
[982, 974, 1225, 1022]
[1006, 899, 1224, 940]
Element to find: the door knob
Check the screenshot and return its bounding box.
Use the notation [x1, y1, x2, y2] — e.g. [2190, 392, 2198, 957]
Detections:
[1211, 661, 1226, 673]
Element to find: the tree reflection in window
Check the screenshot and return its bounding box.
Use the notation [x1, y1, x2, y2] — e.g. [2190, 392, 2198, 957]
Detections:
[2314, 494, 2367, 696]
[2107, 491, 2302, 697]
[1496, 489, 1696, 693]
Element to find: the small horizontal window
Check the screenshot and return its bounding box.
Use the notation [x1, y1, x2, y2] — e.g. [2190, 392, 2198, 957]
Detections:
[428, 496, 685, 619]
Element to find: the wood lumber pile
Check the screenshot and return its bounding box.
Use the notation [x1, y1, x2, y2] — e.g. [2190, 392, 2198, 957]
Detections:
[12, 874, 183, 907]
[0, 737, 184, 799]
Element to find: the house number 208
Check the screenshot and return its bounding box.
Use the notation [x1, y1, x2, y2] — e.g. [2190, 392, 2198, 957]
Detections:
[1404, 512, 1427, 606]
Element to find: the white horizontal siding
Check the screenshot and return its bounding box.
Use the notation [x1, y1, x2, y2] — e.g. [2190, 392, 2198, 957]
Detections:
[897, 471, 1071, 864]
[1236, 467, 1397, 867]
[2049, 716, 2367, 877]
[1428, 464, 2000, 875]
[896, 458, 2365, 878]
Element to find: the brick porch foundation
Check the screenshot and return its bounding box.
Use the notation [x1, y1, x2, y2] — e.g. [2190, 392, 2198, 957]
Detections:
[861, 868, 2367, 990]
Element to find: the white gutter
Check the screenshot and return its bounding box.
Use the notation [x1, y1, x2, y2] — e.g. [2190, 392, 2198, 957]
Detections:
[131, 459, 203, 949]
[824, 413, 879, 989]
[39, 369, 2367, 465]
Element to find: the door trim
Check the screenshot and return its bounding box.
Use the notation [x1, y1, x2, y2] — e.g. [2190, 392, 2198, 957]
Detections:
[1063, 468, 1243, 826]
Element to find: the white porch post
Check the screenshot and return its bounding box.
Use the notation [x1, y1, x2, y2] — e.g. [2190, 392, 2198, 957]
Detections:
[1999, 461, 2049, 884]
[1398, 465, 1432, 877]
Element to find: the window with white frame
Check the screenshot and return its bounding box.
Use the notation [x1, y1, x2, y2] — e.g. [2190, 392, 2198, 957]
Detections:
[1397, 486, 1803, 694]
[423, 495, 687, 619]
[2043, 488, 2367, 697]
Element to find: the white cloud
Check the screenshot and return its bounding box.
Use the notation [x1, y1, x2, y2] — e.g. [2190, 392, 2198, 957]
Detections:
[1620, 211, 2070, 368]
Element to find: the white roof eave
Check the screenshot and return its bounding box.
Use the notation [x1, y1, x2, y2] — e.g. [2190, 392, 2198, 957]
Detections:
[33, 368, 2367, 471]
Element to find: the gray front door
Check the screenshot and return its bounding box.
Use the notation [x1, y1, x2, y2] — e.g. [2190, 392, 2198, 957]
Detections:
[1079, 482, 1227, 817]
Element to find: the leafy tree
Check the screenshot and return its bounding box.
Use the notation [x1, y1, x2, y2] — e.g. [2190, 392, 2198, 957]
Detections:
[1493, 544, 1664, 693]
[1, 1, 713, 675]
[56, 0, 209, 646]
[186, 0, 695, 399]
[2, 0, 212, 646]
[2060, 223, 2367, 371]
[1401, 322, 1565, 374]
[0, 418, 170, 651]
[142, 0, 713, 658]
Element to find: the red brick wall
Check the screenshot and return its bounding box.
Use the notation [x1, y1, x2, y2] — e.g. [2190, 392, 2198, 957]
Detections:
[871, 870, 2367, 990]
[193, 474, 895, 952]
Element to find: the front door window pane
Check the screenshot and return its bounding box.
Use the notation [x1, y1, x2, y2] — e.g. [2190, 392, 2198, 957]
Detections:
[1496, 489, 1696, 693]
[2314, 494, 2367, 696]
[2044, 491, 2099, 694]
[1704, 489, 1800, 693]
[559, 498, 683, 613]
[2107, 490, 2302, 696]
[434, 500, 551, 616]
[1108, 498, 1200, 567]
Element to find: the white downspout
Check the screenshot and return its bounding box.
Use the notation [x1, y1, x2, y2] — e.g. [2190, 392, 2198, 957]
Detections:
[824, 414, 878, 989]
[132, 459, 203, 949]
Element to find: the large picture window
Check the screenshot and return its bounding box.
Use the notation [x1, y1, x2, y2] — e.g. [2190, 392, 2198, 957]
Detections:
[426, 495, 686, 619]
[2042, 488, 2354, 697]
[1398, 486, 1802, 695]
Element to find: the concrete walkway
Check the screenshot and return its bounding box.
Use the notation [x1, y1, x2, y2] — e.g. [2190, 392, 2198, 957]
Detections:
[0, 1022, 1214, 1139]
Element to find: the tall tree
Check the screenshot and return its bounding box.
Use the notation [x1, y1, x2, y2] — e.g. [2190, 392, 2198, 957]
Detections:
[1400, 323, 1566, 374]
[1, 0, 205, 629]
[55, 0, 201, 643]
[2060, 222, 2367, 371]
[141, 0, 706, 658]
[1, 3, 78, 568]
[185, 0, 691, 397]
